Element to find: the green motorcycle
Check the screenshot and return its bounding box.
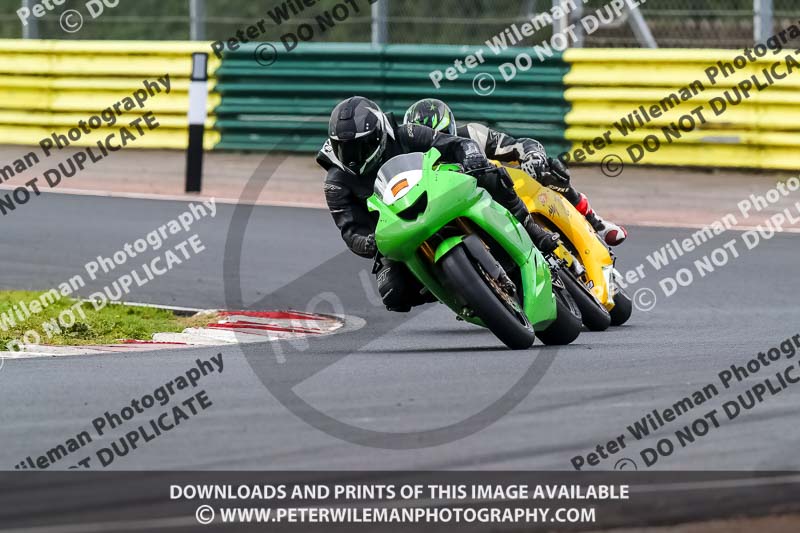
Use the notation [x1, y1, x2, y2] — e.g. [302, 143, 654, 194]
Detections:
[367, 149, 582, 350]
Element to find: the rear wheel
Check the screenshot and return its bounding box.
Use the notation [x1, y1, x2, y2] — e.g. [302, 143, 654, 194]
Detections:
[440, 246, 536, 350]
[559, 266, 612, 331]
[536, 285, 582, 345]
[610, 286, 633, 326]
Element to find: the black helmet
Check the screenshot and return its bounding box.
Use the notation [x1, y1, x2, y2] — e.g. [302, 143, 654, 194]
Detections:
[403, 98, 457, 135]
[328, 96, 388, 176]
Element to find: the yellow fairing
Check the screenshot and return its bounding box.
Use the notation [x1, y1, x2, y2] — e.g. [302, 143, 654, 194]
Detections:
[502, 165, 615, 309]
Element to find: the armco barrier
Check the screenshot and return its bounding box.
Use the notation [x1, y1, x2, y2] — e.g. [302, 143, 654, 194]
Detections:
[214, 43, 571, 156]
[0, 40, 221, 150]
[563, 49, 800, 170]
[2, 41, 795, 172]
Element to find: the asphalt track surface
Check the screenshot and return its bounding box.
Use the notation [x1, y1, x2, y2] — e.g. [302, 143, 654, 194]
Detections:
[1, 192, 799, 474]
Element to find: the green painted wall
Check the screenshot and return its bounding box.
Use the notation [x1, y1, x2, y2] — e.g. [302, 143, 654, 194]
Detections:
[213, 43, 571, 156]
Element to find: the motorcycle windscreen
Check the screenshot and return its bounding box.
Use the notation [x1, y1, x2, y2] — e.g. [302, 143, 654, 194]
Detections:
[374, 152, 425, 205]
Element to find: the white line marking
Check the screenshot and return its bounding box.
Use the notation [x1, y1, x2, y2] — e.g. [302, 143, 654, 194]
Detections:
[0, 313, 365, 359]
[634, 473, 800, 493]
[82, 300, 213, 315]
[0, 516, 194, 533]
[629, 220, 800, 234]
[6, 186, 800, 233]
[0, 185, 325, 210]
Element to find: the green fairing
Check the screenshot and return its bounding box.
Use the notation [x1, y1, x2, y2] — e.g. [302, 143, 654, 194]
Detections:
[366, 149, 557, 330]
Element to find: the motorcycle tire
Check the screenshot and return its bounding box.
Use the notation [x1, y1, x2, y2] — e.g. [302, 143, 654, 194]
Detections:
[536, 285, 582, 346]
[559, 265, 612, 332]
[440, 245, 536, 350]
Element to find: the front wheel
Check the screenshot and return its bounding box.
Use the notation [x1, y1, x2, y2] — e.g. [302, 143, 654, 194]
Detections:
[536, 286, 582, 345]
[559, 266, 612, 332]
[440, 246, 536, 350]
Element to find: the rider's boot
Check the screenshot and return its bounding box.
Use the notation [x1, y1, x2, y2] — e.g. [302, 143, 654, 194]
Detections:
[507, 198, 559, 254]
[575, 193, 627, 246]
[522, 215, 559, 254]
[482, 167, 560, 254]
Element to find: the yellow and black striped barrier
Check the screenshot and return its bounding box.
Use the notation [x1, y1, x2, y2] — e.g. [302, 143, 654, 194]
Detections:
[563, 48, 800, 170]
[0, 40, 221, 150]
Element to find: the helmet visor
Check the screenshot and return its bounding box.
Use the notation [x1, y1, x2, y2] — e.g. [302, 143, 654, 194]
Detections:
[331, 128, 383, 175]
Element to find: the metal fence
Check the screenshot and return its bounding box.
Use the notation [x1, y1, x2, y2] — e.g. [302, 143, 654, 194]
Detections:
[0, 0, 797, 48]
[387, 0, 798, 48]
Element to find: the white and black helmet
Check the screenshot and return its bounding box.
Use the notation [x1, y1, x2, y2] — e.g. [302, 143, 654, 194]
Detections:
[328, 96, 388, 176]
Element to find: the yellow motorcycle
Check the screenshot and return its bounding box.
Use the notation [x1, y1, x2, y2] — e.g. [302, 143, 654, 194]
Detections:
[503, 164, 633, 330]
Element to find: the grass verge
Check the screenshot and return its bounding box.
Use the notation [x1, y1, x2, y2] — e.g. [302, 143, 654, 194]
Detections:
[0, 291, 215, 347]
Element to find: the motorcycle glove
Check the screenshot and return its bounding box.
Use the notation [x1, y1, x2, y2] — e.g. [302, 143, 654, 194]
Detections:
[353, 233, 378, 259]
[462, 152, 491, 173]
[531, 156, 572, 194]
[520, 151, 548, 180]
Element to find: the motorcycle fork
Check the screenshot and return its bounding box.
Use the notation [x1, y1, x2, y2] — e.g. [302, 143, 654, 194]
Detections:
[458, 218, 518, 296]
